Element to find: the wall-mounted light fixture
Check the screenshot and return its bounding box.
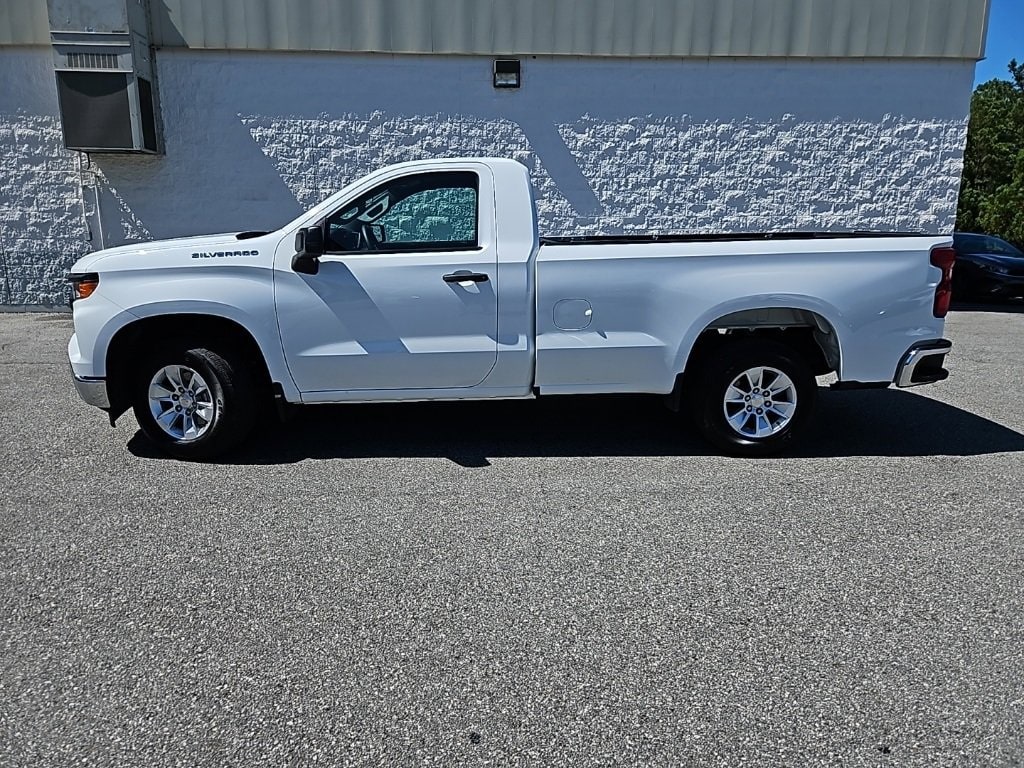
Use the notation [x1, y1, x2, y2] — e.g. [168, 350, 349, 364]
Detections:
[493, 59, 521, 88]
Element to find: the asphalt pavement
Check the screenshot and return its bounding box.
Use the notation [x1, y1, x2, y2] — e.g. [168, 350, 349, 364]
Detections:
[1, 307, 1023, 767]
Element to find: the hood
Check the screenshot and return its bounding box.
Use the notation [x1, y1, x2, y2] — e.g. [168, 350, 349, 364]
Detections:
[70, 232, 264, 273]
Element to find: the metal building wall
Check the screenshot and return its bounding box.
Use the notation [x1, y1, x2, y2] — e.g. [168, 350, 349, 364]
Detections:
[1, 0, 991, 59]
[146, 0, 995, 59]
[0, 0, 47, 45]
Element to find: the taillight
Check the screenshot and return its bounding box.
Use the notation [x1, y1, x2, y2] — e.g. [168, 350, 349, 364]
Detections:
[930, 246, 955, 318]
[68, 273, 99, 304]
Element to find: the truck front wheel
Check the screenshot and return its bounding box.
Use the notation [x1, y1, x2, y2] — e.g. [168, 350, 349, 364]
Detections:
[690, 339, 816, 457]
[132, 345, 257, 460]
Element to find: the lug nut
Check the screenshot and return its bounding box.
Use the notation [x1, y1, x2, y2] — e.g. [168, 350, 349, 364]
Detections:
[756, 408, 763, 414]
[175, 405, 182, 412]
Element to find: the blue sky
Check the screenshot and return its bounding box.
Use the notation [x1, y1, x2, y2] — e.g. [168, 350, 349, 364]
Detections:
[974, 0, 1024, 85]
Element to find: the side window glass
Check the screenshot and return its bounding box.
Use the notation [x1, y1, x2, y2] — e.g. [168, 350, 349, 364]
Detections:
[958, 235, 984, 253]
[376, 187, 477, 244]
[324, 171, 478, 253]
[987, 238, 1019, 256]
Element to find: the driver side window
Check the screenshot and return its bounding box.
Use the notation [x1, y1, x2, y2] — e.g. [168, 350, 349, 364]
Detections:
[324, 171, 479, 253]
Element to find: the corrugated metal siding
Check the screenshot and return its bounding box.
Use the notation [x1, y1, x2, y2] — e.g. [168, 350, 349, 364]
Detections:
[0, 0, 48, 46]
[1, 0, 991, 59]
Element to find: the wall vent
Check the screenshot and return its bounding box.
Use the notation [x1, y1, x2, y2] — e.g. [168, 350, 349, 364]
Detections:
[66, 52, 120, 70]
[47, 0, 162, 154]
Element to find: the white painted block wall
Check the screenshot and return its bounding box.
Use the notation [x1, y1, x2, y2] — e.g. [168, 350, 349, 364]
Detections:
[0, 47, 974, 305]
[0, 48, 91, 306]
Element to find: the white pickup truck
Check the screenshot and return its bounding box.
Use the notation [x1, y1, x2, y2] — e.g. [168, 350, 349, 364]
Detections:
[67, 157, 955, 459]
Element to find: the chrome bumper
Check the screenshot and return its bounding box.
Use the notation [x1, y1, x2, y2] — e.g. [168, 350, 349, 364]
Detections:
[894, 340, 952, 388]
[72, 371, 110, 409]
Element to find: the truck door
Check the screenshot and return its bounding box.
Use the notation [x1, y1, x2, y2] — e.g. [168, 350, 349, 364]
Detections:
[274, 166, 499, 393]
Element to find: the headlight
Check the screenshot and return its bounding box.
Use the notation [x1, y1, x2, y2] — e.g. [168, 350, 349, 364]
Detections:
[68, 273, 99, 304]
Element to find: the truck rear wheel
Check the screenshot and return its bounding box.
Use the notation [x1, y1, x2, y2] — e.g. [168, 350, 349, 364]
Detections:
[690, 338, 816, 457]
[132, 345, 257, 460]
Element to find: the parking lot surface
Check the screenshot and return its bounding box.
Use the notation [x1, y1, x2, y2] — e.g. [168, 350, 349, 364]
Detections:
[2, 308, 1023, 767]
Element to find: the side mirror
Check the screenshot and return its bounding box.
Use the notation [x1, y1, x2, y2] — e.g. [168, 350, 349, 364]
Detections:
[292, 226, 324, 275]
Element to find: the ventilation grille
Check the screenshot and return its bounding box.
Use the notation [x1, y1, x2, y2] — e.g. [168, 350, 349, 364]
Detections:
[66, 52, 118, 70]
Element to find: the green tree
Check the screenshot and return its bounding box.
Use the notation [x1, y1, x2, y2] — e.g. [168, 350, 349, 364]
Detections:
[957, 59, 1024, 247]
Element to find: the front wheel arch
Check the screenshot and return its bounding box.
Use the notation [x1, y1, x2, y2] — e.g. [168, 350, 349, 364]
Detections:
[105, 314, 273, 423]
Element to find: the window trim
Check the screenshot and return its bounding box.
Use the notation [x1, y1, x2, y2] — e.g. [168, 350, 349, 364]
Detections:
[324, 243, 486, 258]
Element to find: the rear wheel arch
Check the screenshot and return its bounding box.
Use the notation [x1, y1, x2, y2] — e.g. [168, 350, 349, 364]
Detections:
[681, 306, 842, 380]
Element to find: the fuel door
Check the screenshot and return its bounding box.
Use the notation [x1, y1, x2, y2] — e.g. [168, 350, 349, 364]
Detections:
[553, 298, 593, 331]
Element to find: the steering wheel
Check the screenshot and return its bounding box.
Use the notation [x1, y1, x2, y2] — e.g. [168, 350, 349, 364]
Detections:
[360, 223, 381, 251]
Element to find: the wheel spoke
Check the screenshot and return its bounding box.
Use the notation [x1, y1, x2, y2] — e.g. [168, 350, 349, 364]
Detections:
[156, 407, 180, 437]
[745, 367, 763, 391]
[769, 401, 796, 418]
[725, 384, 748, 404]
[727, 410, 752, 434]
[165, 366, 182, 390]
[194, 404, 214, 421]
[149, 382, 174, 399]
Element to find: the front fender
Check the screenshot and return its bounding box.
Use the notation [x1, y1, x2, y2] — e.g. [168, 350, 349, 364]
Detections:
[94, 266, 298, 401]
[113, 299, 297, 401]
[69, 292, 138, 379]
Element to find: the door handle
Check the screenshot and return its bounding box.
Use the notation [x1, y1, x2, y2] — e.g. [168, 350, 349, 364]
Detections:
[443, 272, 489, 284]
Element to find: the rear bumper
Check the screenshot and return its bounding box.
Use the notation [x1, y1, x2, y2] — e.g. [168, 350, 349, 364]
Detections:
[72, 370, 110, 409]
[894, 339, 952, 388]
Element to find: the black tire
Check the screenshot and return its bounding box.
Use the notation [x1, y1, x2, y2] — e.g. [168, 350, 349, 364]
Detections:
[689, 338, 816, 457]
[132, 345, 258, 460]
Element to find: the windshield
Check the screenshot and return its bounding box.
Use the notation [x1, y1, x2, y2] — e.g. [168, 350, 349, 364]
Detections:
[955, 233, 1024, 259]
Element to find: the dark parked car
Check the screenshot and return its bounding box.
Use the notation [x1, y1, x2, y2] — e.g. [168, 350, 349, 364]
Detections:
[952, 232, 1024, 302]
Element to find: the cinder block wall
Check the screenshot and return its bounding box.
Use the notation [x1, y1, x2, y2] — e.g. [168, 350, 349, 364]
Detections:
[0, 47, 974, 306]
[0, 48, 91, 306]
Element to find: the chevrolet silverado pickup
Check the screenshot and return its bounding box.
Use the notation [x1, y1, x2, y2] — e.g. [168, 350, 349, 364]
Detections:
[67, 157, 955, 459]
